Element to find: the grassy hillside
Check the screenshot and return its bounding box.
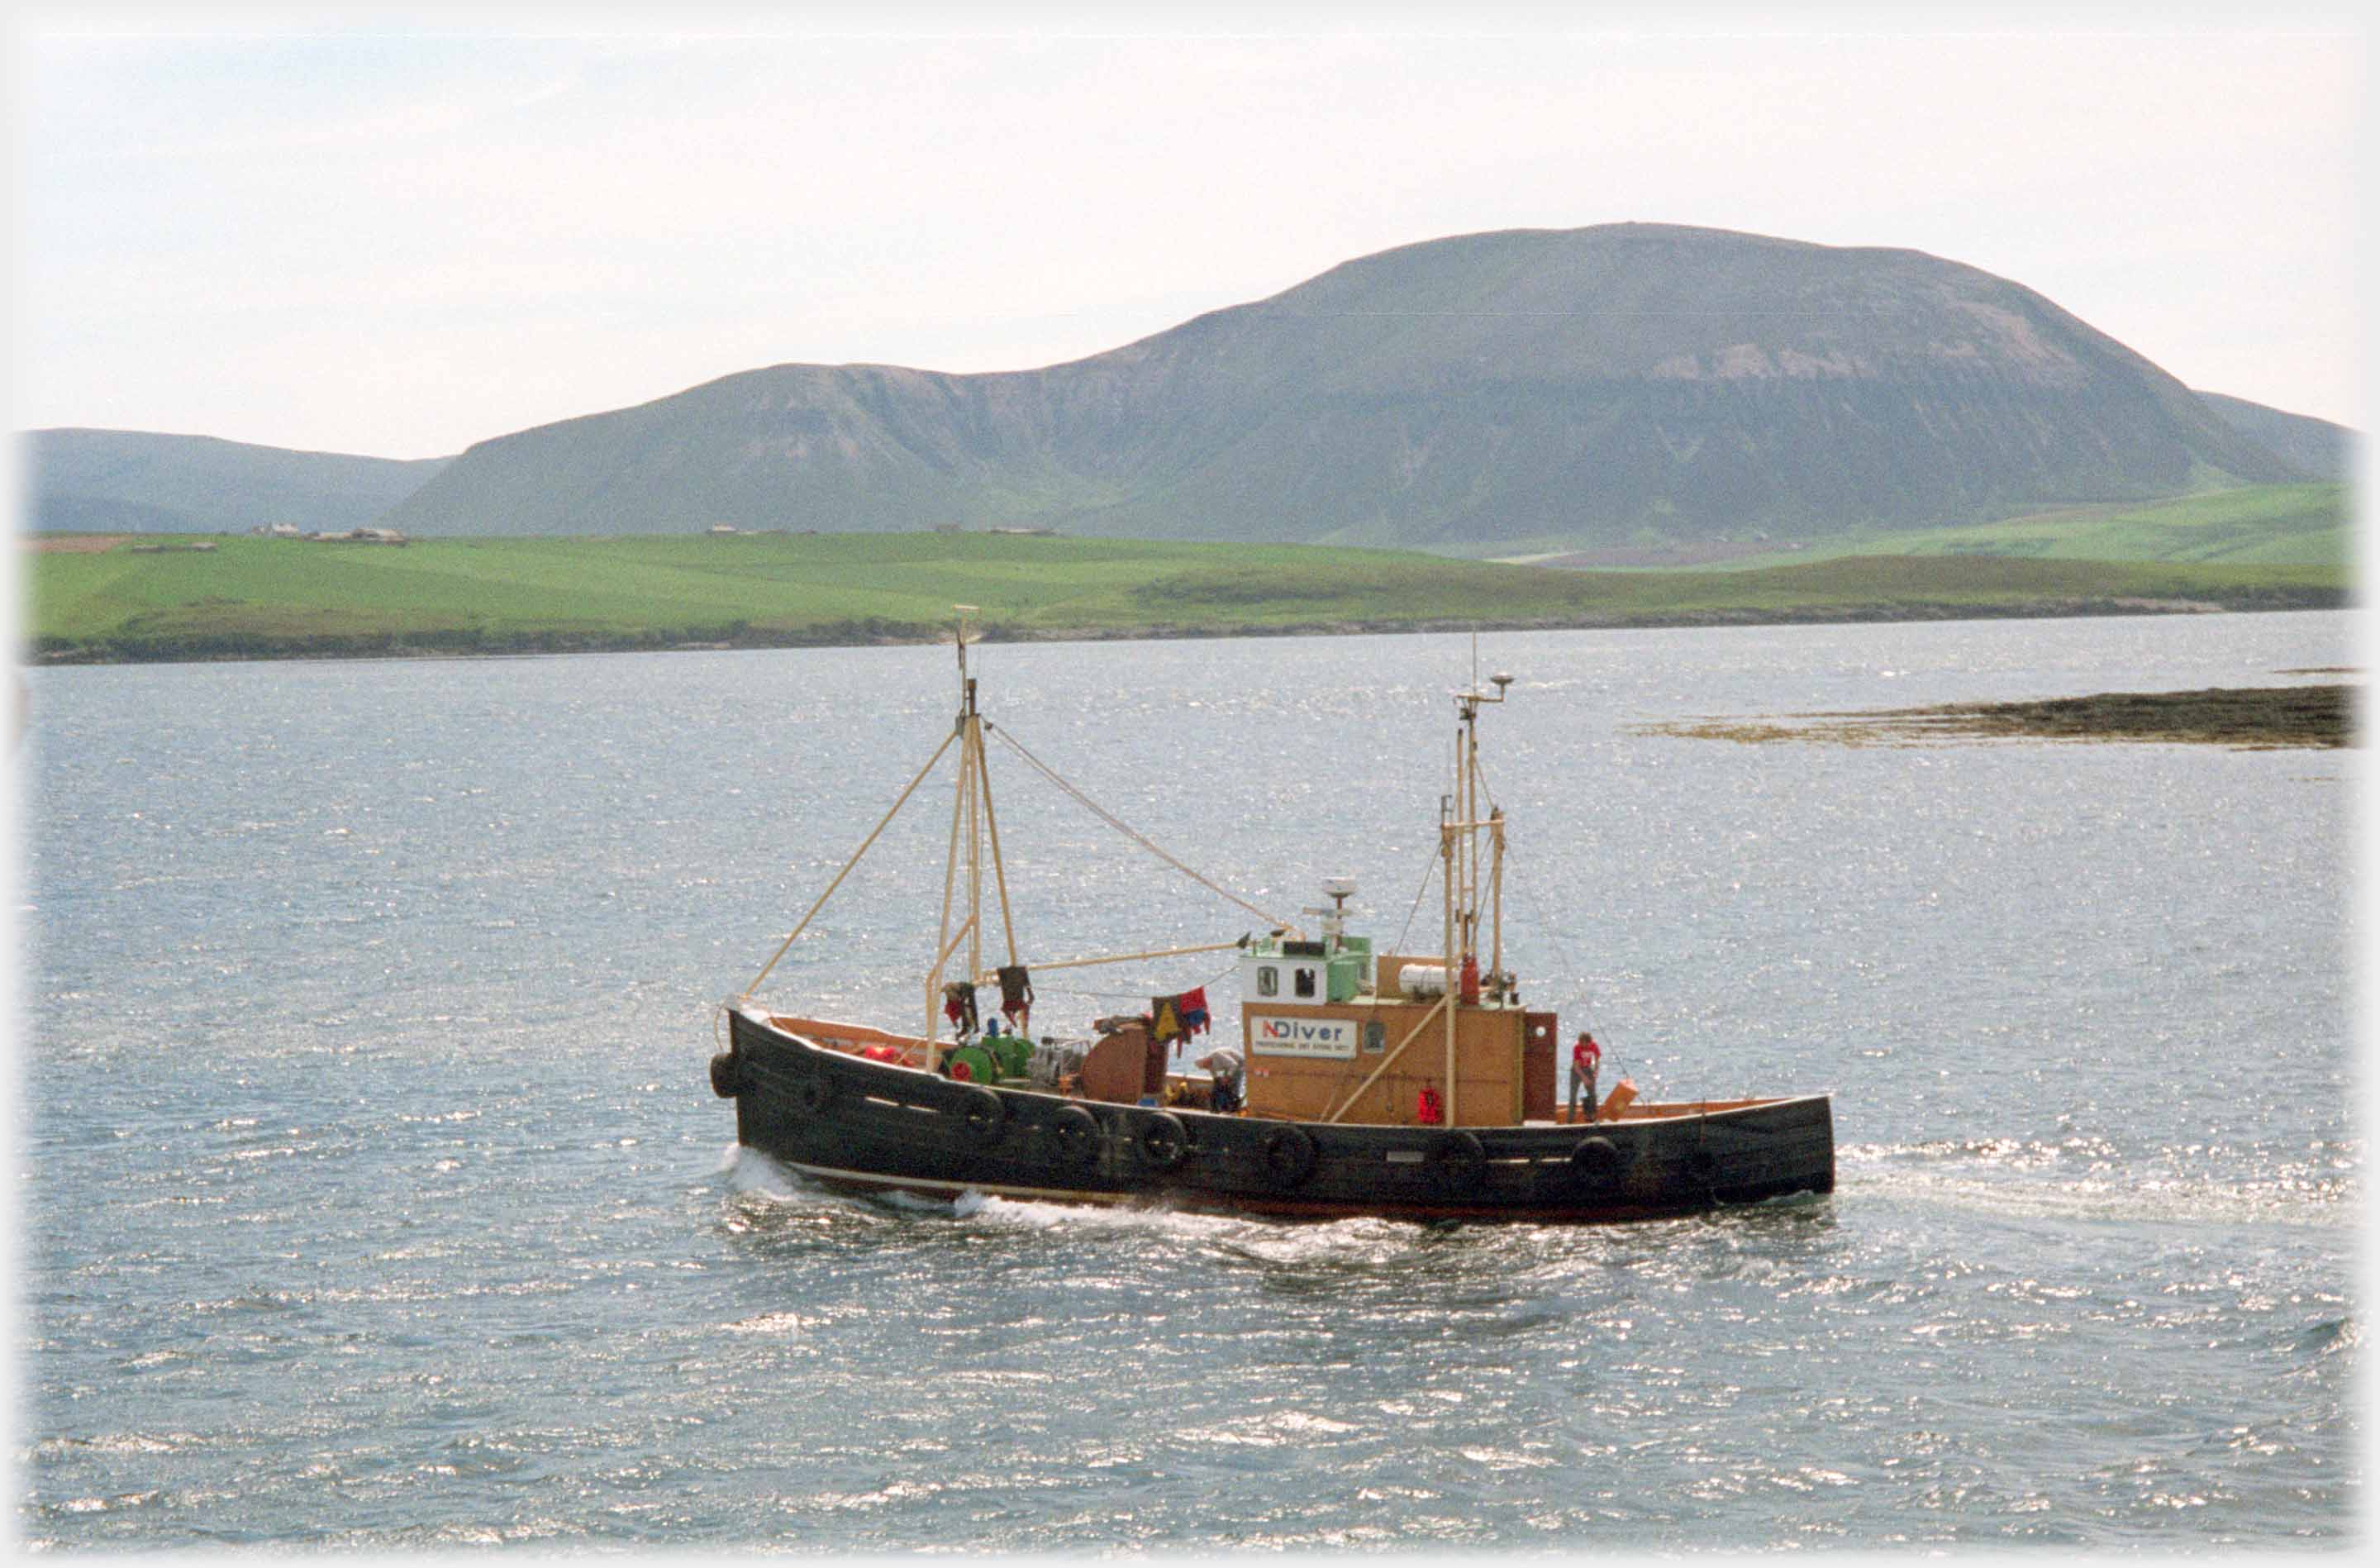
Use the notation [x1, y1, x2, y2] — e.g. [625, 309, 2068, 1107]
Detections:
[1496, 483, 2355, 572]
[2195, 394, 2356, 479]
[22, 531, 2349, 664]
[25, 428, 450, 534]
[1740, 484, 2354, 568]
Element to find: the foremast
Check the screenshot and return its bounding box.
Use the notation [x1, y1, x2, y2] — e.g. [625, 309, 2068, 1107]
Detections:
[923, 607, 1021, 1063]
[739, 607, 1299, 1068]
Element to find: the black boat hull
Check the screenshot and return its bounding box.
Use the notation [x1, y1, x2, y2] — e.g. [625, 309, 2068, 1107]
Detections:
[719, 1010, 1834, 1223]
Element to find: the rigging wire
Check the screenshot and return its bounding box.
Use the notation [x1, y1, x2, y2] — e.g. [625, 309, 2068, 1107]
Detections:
[986, 720, 1302, 937]
[744, 726, 961, 996]
[1033, 952, 1245, 1007]
[1386, 839, 1440, 958]
[1453, 703, 1633, 1093]
[1504, 849, 1623, 1087]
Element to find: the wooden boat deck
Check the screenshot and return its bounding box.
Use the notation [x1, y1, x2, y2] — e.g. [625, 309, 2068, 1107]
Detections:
[757, 1012, 1806, 1131]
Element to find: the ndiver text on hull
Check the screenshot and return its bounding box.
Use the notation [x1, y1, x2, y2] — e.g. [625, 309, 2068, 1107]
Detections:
[710, 612, 1834, 1222]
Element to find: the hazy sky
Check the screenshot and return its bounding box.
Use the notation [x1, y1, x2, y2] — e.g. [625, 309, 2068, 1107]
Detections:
[9, 6, 2368, 460]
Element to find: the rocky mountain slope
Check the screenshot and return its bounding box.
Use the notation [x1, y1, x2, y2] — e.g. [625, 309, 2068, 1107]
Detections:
[378, 223, 2324, 547]
[23, 226, 2350, 550]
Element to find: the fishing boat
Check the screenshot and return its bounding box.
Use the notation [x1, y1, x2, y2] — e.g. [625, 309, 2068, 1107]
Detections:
[710, 612, 1834, 1222]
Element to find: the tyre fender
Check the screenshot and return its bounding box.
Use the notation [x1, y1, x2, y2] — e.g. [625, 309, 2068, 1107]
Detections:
[1437, 1128, 1486, 1186]
[795, 1072, 834, 1115]
[1136, 1111, 1189, 1170]
[1047, 1103, 1101, 1165]
[708, 1051, 742, 1099]
[1569, 1135, 1622, 1182]
[1263, 1124, 1318, 1187]
[957, 1084, 1006, 1145]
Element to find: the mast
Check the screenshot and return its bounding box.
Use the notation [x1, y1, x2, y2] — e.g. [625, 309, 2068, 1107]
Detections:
[756, 606, 1280, 1037]
[923, 606, 1018, 1063]
[1445, 663, 1514, 1123]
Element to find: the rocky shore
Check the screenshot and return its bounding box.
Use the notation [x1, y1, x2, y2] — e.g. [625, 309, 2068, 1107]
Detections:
[1641, 682, 2357, 751]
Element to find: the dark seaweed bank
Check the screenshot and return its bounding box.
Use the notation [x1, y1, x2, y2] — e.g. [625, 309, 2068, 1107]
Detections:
[1644, 683, 2356, 750]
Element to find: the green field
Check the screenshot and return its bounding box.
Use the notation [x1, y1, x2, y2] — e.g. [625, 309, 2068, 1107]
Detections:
[1711, 484, 2356, 570]
[21, 525, 2352, 664]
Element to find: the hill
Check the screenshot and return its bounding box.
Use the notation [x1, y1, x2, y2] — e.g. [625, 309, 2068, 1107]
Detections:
[1561, 483, 2354, 572]
[23, 531, 2346, 665]
[381, 223, 2336, 549]
[2193, 393, 2356, 479]
[21, 428, 452, 536]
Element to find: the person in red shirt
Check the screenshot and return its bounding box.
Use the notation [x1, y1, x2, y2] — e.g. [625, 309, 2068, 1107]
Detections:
[1416, 1081, 1445, 1126]
[1569, 1030, 1602, 1122]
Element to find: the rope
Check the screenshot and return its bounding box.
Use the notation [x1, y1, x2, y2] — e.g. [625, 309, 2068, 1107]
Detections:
[987, 722, 1302, 936]
[745, 727, 959, 996]
[1387, 842, 1440, 957]
[1506, 852, 1623, 1087]
[1036, 952, 1243, 1005]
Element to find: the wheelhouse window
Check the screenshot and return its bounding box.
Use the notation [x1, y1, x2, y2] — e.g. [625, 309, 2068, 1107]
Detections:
[1293, 967, 1317, 999]
[1364, 1021, 1386, 1054]
[1256, 965, 1278, 998]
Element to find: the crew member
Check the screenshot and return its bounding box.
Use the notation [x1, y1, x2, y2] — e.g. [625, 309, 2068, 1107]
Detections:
[1569, 1029, 1602, 1122]
[1196, 1047, 1245, 1113]
[1416, 1080, 1445, 1126]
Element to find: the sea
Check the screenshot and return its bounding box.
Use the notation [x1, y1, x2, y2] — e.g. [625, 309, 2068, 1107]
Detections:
[15, 611, 2362, 1551]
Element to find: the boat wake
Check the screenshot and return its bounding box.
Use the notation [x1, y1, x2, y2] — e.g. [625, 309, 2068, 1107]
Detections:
[952, 1190, 1249, 1242]
[716, 1143, 1438, 1253]
[1843, 1139, 2356, 1228]
[716, 1145, 1226, 1233]
[718, 1143, 828, 1203]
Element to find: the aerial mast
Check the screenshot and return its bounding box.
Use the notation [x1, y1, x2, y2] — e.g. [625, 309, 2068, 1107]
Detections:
[1441, 659, 1512, 1123]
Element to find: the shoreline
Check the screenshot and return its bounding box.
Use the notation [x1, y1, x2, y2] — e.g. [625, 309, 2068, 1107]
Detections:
[18, 593, 2349, 669]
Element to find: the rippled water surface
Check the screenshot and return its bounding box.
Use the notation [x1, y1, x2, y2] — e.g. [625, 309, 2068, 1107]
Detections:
[19, 613, 2359, 1548]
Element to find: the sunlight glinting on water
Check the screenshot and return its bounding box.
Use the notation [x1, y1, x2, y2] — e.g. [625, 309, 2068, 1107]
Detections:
[22, 614, 2355, 1548]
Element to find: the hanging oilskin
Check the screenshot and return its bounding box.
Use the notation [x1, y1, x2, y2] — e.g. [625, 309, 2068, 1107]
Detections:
[942, 981, 979, 1036]
[997, 964, 1034, 1032]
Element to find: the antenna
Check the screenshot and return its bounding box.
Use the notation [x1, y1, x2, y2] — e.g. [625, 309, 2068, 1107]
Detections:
[1301, 878, 1359, 942]
[952, 603, 979, 713]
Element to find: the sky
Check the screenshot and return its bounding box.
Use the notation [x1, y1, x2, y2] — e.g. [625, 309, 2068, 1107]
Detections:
[7, 5, 2369, 460]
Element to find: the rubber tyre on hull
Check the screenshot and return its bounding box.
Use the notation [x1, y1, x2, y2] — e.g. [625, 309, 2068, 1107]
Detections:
[1569, 1136, 1622, 1183]
[1047, 1103, 1101, 1166]
[1137, 1112, 1189, 1170]
[709, 1051, 742, 1099]
[957, 1084, 1006, 1145]
[1264, 1126, 1318, 1187]
[1437, 1129, 1487, 1188]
